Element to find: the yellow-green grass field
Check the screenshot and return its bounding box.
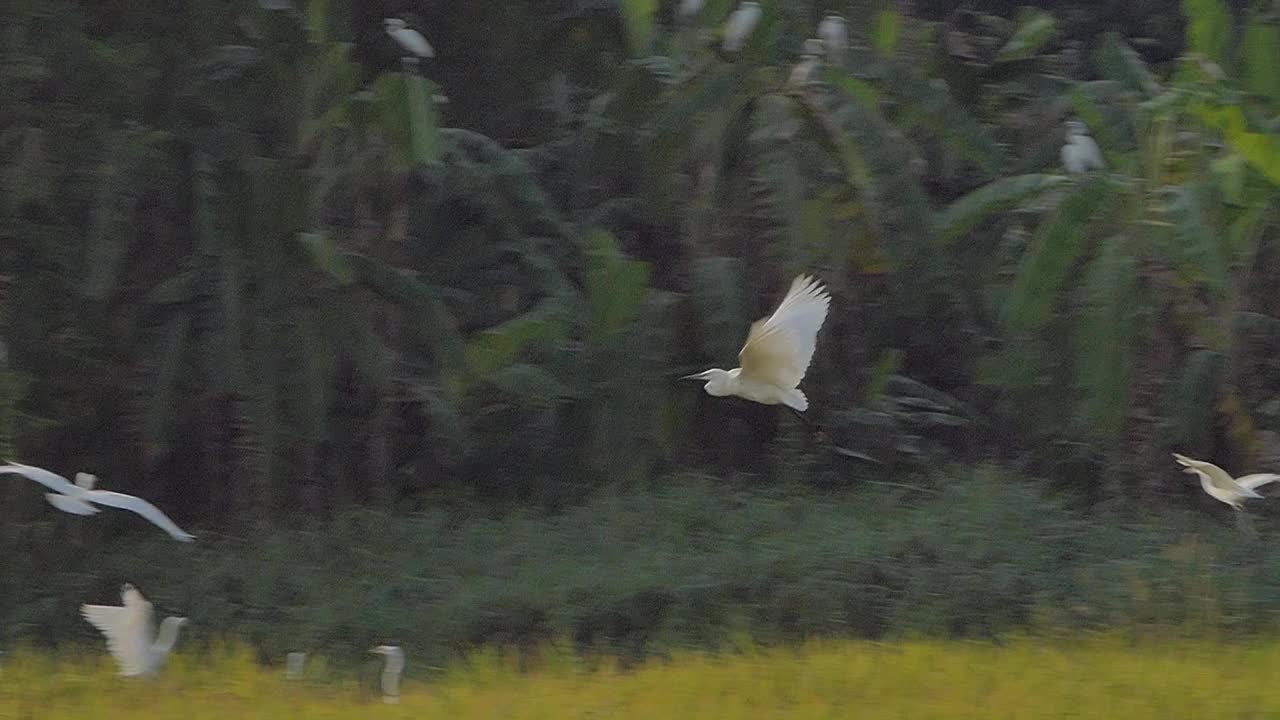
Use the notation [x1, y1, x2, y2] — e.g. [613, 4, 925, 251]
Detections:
[4, 635, 1280, 719]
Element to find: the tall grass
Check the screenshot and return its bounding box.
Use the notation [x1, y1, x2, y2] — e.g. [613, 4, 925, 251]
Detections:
[4, 636, 1280, 718]
[5, 467, 1280, 669]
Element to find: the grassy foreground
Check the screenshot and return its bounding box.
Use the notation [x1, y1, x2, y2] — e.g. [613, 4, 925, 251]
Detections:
[4, 636, 1280, 719]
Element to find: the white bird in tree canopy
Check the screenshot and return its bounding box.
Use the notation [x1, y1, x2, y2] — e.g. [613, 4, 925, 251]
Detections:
[683, 275, 831, 412]
[384, 18, 434, 59]
[1061, 119, 1105, 174]
[0, 462, 195, 542]
[81, 583, 187, 677]
[721, 1, 762, 53]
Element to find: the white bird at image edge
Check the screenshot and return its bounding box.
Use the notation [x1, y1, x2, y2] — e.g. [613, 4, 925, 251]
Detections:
[81, 583, 187, 677]
[721, 1, 763, 53]
[1061, 120, 1105, 174]
[0, 462, 195, 542]
[683, 274, 831, 411]
[1172, 452, 1280, 510]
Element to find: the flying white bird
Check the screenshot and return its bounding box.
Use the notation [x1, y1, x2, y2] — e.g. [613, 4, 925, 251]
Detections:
[0, 462, 195, 542]
[721, 1, 762, 53]
[1172, 453, 1280, 510]
[370, 645, 404, 704]
[683, 275, 830, 411]
[384, 18, 434, 59]
[817, 14, 848, 66]
[81, 583, 187, 678]
[286, 652, 307, 680]
[1061, 120, 1105, 174]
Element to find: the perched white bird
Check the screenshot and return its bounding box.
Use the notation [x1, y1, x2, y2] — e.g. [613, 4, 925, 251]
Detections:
[817, 14, 848, 66]
[683, 275, 830, 411]
[1061, 120, 1105, 174]
[1173, 453, 1280, 510]
[721, 1, 762, 53]
[384, 18, 434, 59]
[0, 462, 195, 542]
[286, 652, 307, 680]
[370, 645, 404, 704]
[679, 0, 705, 21]
[789, 38, 826, 87]
[81, 583, 187, 678]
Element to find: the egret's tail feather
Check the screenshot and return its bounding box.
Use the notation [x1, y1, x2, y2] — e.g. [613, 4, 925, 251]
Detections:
[784, 389, 808, 412]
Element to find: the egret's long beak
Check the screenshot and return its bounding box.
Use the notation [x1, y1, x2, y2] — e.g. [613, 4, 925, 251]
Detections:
[680, 371, 711, 381]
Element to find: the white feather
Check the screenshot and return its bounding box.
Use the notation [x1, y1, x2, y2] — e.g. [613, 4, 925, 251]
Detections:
[80, 584, 184, 678]
[384, 18, 434, 58]
[721, 1, 762, 52]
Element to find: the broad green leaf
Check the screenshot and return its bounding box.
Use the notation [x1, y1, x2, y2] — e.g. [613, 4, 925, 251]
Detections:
[1074, 239, 1137, 440]
[620, 0, 657, 58]
[373, 72, 442, 169]
[297, 231, 354, 285]
[463, 303, 568, 379]
[1195, 103, 1280, 184]
[819, 67, 881, 107]
[935, 174, 1069, 243]
[872, 10, 899, 56]
[1183, 0, 1231, 67]
[585, 228, 650, 339]
[880, 61, 1008, 177]
[488, 364, 575, 406]
[1094, 32, 1161, 98]
[1005, 177, 1113, 333]
[1165, 182, 1229, 297]
[307, 0, 328, 44]
[1242, 14, 1280, 104]
[995, 8, 1056, 63]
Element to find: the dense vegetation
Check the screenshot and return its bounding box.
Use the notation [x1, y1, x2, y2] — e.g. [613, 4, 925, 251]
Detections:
[2, 0, 1280, 661]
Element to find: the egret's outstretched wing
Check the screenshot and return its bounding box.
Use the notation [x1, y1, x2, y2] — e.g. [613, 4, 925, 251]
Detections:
[86, 491, 195, 542]
[46, 493, 100, 515]
[1172, 453, 1257, 495]
[1236, 474, 1280, 491]
[0, 462, 77, 493]
[738, 275, 830, 389]
[82, 603, 149, 676]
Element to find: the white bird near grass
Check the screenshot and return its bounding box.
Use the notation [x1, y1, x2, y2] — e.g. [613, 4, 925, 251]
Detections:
[1061, 119, 1105, 174]
[370, 645, 404, 704]
[0, 462, 195, 542]
[286, 652, 307, 680]
[817, 14, 848, 66]
[81, 583, 187, 678]
[721, 1, 762, 53]
[384, 18, 434, 59]
[683, 275, 830, 412]
[1172, 453, 1280, 510]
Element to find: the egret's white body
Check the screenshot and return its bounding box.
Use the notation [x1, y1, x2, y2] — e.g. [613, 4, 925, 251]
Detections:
[286, 652, 307, 680]
[1061, 120, 1104, 174]
[684, 275, 830, 411]
[679, 0, 705, 20]
[0, 462, 195, 542]
[790, 38, 826, 87]
[721, 1, 762, 53]
[81, 583, 187, 677]
[1172, 453, 1280, 510]
[384, 18, 434, 59]
[371, 645, 404, 704]
[817, 14, 847, 66]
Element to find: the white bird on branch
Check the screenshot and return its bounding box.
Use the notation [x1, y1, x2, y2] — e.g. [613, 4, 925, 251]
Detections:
[81, 583, 187, 677]
[817, 14, 847, 66]
[721, 1, 762, 53]
[683, 275, 830, 412]
[0, 461, 195, 542]
[370, 645, 404, 704]
[1061, 119, 1105, 174]
[384, 18, 434, 59]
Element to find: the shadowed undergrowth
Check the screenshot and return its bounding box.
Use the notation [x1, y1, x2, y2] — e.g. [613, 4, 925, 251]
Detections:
[5, 468, 1280, 671]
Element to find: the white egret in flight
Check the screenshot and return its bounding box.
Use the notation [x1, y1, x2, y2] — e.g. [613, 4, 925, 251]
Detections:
[684, 275, 830, 411]
[0, 462, 195, 542]
[370, 645, 404, 704]
[81, 583, 187, 678]
[721, 1, 762, 53]
[817, 14, 847, 66]
[384, 18, 434, 59]
[1172, 453, 1280, 510]
[1061, 119, 1104, 174]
